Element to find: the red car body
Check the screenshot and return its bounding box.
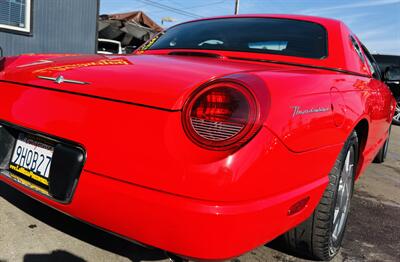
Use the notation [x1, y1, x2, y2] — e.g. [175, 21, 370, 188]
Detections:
[0, 15, 395, 260]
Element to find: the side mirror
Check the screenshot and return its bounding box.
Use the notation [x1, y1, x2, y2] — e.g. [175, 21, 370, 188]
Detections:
[385, 66, 400, 84]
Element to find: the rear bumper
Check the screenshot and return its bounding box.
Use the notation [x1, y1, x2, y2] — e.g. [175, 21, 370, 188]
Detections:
[0, 82, 341, 259]
[0, 167, 327, 260]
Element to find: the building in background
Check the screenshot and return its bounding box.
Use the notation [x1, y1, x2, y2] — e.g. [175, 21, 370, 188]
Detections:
[0, 0, 99, 56]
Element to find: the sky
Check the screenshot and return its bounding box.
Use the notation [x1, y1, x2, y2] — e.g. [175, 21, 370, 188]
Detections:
[100, 0, 400, 55]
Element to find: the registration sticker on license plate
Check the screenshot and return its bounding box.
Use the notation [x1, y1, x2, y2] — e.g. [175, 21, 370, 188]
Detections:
[9, 133, 54, 190]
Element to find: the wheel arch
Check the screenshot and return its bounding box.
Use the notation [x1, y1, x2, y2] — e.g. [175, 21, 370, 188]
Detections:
[352, 118, 369, 179]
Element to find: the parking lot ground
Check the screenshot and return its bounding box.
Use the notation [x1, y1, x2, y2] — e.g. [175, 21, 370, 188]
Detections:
[1, 126, 399, 262]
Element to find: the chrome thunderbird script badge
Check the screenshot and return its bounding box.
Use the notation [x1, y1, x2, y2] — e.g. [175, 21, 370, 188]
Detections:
[37, 75, 89, 85]
[292, 106, 330, 117]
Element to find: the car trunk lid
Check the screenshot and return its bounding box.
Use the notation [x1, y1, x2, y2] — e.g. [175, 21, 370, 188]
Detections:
[2, 54, 273, 110]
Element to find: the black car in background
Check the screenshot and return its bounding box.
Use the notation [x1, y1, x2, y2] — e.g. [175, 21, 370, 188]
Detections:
[373, 54, 400, 72]
[373, 54, 400, 125]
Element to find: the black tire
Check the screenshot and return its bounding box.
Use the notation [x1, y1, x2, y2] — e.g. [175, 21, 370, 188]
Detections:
[373, 126, 391, 164]
[393, 98, 400, 126]
[282, 131, 359, 261]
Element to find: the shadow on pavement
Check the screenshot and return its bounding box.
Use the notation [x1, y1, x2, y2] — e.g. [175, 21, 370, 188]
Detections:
[0, 181, 168, 262]
[265, 239, 313, 261]
[24, 250, 85, 262]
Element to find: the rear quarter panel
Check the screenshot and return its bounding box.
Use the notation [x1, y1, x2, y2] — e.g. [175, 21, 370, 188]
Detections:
[256, 68, 393, 177]
[255, 70, 363, 151]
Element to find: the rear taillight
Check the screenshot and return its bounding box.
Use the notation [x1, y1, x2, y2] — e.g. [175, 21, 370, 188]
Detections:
[182, 81, 261, 150]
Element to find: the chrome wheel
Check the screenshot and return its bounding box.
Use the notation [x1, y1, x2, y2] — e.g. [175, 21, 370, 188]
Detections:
[394, 100, 400, 122]
[283, 131, 359, 260]
[329, 146, 355, 254]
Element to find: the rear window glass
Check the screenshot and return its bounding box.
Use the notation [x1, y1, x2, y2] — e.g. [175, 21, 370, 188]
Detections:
[147, 18, 328, 59]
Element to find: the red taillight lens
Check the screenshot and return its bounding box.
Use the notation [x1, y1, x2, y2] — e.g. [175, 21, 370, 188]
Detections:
[193, 90, 234, 122]
[183, 82, 261, 150]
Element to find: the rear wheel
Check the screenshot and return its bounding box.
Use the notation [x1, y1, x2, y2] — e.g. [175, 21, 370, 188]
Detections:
[393, 98, 400, 125]
[282, 131, 358, 260]
[374, 126, 391, 163]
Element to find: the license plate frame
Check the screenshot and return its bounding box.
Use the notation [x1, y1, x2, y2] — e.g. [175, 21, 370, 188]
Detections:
[9, 133, 54, 193]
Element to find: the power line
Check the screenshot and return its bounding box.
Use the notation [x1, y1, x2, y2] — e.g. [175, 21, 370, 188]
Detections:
[147, 1, 228, 16]
[105, 4, 150, 15]
[184, 0, 227, 10]
[137, 0, 203, 19]
[168, 0, 227, 11]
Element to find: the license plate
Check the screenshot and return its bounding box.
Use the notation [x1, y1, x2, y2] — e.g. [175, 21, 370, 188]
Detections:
[9, 133, 54, 189]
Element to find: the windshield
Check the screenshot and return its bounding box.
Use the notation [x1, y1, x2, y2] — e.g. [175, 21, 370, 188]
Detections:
[146, 18, 328, 59]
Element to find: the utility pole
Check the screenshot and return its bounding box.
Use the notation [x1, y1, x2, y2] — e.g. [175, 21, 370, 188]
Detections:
[235, 0, 240, 15]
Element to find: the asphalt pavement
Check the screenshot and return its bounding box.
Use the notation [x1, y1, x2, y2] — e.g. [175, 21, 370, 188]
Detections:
[1, 126, 399, 262]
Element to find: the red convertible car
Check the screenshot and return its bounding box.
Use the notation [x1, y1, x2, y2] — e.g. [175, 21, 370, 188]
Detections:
[0, 15, 397, 261]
